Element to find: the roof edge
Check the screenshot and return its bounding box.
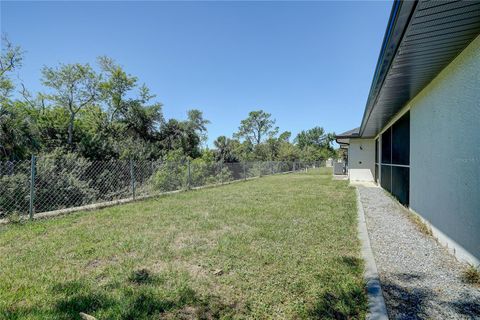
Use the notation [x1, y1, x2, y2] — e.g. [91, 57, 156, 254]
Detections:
[358, 0, 418, 137]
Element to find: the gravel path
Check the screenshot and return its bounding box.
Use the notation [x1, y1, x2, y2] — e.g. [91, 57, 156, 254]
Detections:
[357, 185, 480, 320]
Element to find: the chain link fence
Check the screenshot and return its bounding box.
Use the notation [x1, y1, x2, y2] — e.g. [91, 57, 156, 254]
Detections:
[0, 155, 325, 219]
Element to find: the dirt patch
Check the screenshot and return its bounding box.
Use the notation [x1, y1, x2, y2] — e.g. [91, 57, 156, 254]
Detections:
[162, 300, 242, 320]
[86, 259, 102, 269]
[85, 256, 119, 270]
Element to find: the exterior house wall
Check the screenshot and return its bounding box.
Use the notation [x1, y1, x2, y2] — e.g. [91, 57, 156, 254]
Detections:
[409, 35, 480, 263]
[348, 139, 375, 182]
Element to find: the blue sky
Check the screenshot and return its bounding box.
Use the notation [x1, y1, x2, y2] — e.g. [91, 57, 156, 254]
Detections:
[1, 1, 392, 146]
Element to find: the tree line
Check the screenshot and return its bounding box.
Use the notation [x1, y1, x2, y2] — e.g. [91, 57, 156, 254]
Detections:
[0, 36, 337, 163]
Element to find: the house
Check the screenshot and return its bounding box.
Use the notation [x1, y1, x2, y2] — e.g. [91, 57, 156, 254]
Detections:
[336, 0, 480, 265]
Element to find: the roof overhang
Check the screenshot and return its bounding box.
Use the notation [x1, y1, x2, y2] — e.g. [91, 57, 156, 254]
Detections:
[359, 0, 480, 138]
[335, 127, 359, 146]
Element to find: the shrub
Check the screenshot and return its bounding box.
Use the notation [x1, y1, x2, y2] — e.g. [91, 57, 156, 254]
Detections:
[34, 151, 98, 212]
[150, 151, 236, 192]
[150, 150, 187, 192]
[0, 171, 30, 217]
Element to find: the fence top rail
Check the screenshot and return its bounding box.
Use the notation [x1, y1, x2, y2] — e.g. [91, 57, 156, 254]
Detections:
[1, 158, 327, 220]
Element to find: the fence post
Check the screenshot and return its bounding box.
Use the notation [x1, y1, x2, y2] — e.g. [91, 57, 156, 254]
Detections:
[243, 162, 247, 181]
[187, 159, 191, 189]
[29, 155, 36, 220]
[220, 161, 223, 184]
[130, 159, 136, 200]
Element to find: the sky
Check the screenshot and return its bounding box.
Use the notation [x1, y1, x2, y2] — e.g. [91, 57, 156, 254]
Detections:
[1, 1, 392, 146]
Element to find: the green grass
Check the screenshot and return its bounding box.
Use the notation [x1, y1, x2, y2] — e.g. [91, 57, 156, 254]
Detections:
[0, 168, 367, 319]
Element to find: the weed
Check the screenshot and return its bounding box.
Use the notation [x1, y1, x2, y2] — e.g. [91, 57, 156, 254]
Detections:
[462, 264, 480, 285]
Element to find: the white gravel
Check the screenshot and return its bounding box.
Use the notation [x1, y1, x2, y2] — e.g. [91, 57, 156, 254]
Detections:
[357, 185, 480, 320]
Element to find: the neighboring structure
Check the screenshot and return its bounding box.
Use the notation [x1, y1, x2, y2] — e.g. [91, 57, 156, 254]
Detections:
[325, 158, 333, 167]
[336, 0, 480, 265]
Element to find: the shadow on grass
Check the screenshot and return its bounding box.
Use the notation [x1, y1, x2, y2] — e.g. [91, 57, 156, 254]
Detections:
[337, 256, 363, 271]
[308, 283, 367, 320]
[306, 255, 367, 320]
[47, 273, 240, 320]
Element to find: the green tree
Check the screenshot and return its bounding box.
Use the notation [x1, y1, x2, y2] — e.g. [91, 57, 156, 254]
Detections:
[278, 131, 291, 142]
[294, 126, 335, 161]
[277, 142, 300, 162]
[234, 110, 278, 146]
[41, 63, 99, 147]
[121, 99, 163, 142]
[187, 109, 210, 146]
[295, 126, 329, 149]
[213, 136, 238, 162]
[0, 102, 39, 160]
[0, 35, 23, 103]
[0, 36, 39, 160]
[159, 118, 200, 158]
[97, 56, 137, 123]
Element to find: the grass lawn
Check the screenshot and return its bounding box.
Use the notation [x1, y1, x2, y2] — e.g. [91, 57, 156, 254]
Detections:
[0, 168, 366, 319]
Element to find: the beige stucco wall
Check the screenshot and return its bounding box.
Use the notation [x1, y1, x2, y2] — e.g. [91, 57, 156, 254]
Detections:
[409, 35, 480, 263]
[348, 139, 375, 182]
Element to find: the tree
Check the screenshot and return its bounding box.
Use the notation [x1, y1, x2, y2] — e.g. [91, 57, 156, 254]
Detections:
[277, 141, 300, 162]
[0, 35, 23, 102]
[41, 63, 99, 147]
[187, 109, 210, 146]
[278, 131, 291, 142]
[121, 99, 163, 141]
[0, 102, 39, 160]
[213, 136, 237, 162]
[98, 57, 165, 147]
[159, 119, 200, 158]
[234, 110, 278, 146]
[295, 127, 335, 161]
[98, 56, 137, 123]
[0, 36, 39, 160]
[295, 126, 329, 149]
[230, 139, 253, 162]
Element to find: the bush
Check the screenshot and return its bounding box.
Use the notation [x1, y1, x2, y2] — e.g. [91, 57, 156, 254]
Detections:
[150, 151, 236, 192]
[34, 151, 98, 212]
[150, 150, 187, 192]
[0, 161, 31, 217]
[0, 151, 99, 215]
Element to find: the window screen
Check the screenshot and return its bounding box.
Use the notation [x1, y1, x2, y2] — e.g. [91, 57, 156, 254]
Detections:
[380, 165, 392, 192]
[381, 127, 392, 164]
[392, 166, 409, 205]
[392, 111, 410, 165]
[380, 111, 410, 206]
